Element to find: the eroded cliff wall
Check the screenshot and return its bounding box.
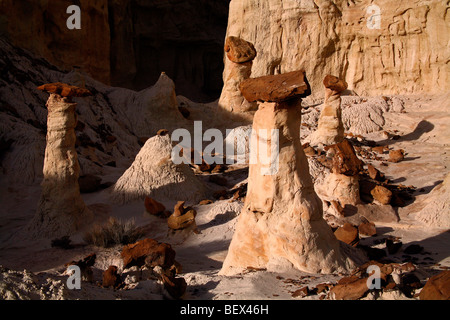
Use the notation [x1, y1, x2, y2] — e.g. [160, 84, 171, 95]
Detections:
[222, 0, 449, 99]
[0, 0, 230, 101]
[0, 0, 111, 84]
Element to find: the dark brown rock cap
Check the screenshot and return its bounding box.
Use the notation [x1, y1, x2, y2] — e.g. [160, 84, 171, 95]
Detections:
[326, 139, 364, 176]
[323, 75, 348, 93]
[225, 36, 257, 63]
[239, 70, 311, 103]
[37, 82, 92, 97]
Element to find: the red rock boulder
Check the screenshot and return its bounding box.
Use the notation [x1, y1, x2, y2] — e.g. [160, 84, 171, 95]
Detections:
[224, 36, 257, 63]
[102, 265, 122, 288]
[334, 223, 359, 247]
[37, 82, 92, 97]
[144, 196, 166, 216]
[121, 238, 176, 269]
[419, 271, 450, 300]
[239, 70, 311, 103]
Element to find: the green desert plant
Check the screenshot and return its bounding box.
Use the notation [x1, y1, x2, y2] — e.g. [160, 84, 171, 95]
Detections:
[83, 217, 145, 248]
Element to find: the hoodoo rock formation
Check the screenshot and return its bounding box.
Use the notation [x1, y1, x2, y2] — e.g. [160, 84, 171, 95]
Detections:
[221, 70, 360, 276]
[30, 83, 93, 238]
[309, 75, 347, 147]
[317, 140, 364, 207]
[219, 36, 258, 112]
[110, 134, 206, 205]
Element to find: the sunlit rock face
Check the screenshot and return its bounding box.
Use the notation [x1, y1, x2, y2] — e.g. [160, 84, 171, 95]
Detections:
[220, 71, 360, 276]
[222, 0, 449, 99]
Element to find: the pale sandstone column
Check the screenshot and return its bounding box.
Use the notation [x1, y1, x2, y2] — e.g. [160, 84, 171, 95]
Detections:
[220, 71, 358, 275]
[30, 83, 93, 238]
[309, 75, 347, 146]
[318, 140, 364, 207]
[218, 36, 258, 113]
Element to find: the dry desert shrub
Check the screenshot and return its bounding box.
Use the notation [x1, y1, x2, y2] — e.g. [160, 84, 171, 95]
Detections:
[83, 217, 145, 248]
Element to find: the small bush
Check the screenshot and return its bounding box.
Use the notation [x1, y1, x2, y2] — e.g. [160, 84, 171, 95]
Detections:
[83, 217, 145, 248]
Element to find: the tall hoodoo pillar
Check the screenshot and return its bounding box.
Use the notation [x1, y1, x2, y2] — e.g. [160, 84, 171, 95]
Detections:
[218, 36, 258, 113]
[30, 82, 93, 238]
[310, 75, 348, 146]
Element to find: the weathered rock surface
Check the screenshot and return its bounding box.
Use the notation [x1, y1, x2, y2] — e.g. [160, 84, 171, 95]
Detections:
[358, 220, 377, 237]
[0, 0, 230, 101]
[219, 36, 258, 112]
[37, 83, 92, 98]
[65, 253, 96, 282]
[161, 274, 187, 299]
[317, 140, 363, 206]
[0, 0, 111, 84]
[224, 36, 257, 63]
[367, 164, 383, 181]
[109, 73, 188, 138]
[328, 140, 364, 176]
[110, 134, 206, 204]
[329, 261, 418, 300]
[389, 149, 405, 163]
[121, 238, 176, 270]
[239, 70, 310, 102]
[144, 197, 166, 216]
[319, 172, 361, 207]
[221, 85, 361, 275]
[334, 223, 359, 247]
[167, 201, 197, 231]
[371, 185, 393, 205]
[222, 0, 449, 99]
[329, 275, 369, 300]
[29, 92, 93, 238]
[309, 75, 347, 146]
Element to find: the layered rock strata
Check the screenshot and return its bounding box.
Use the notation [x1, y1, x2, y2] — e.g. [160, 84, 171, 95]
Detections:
[222, 0, 449, 99]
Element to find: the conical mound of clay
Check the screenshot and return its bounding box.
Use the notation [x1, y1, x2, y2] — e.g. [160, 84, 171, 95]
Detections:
[110, 135, 206, 204]
[414, 173, 450, 228]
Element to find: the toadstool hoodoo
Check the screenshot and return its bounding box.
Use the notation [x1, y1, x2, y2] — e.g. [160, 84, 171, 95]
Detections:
[220, 71, 361, 276]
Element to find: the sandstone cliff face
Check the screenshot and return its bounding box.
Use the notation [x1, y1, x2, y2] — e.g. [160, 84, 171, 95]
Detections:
[223, 0, 449, 99]
[0, 0, 229, 101]
[109, 0, 230, 101]
[0, 0, 111, 84]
